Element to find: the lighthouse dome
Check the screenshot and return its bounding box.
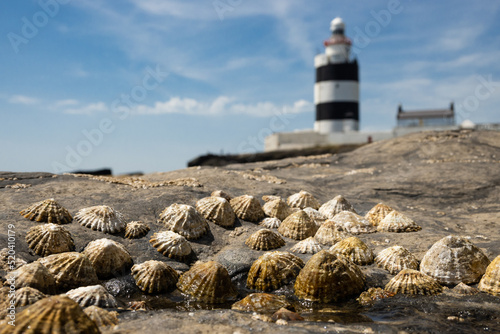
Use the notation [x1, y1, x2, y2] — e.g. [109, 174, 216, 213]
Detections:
[330, 17, 345, 33]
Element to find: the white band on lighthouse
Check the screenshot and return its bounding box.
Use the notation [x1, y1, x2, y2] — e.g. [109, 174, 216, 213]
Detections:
[314, 81, 359, 104]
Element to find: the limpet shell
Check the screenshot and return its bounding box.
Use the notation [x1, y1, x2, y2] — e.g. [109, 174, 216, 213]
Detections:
[84, 305, 119, 327]
[330, 236, 374, 265]
[478, 255, 500, 296]
[25, 223, 75, 257]
[10, 287, 46, 307]
[177, 260, 237, 303]
[5, 261, 57, 294]
[374, 245, 419, 274]
[211, 190, 232, 201]
[196, 196, 235, 227]
[290, 237, 322, 254]
[158, 204, 209, 240]
[5, 295, 100, 334]
[230, 195, 265, 222]
[365, 203, 394, 226]
[20, 198, 72, 225]
[357, 287, 394, 306]
[332, 211, 376, 234]
[66, 285, 117, 308]
[452, 282, 479, 295]
[278, 210, 318, 241]
[385, 269, 443, 295]
[247, 251, 304, 292]
[231, 293, 292, 313]
[262, 198, 293, 221]
[0, 247, 27, 270]
[377, 210, 421, 232]
[272, 307, 304, 322]
[259, 217, 281, 229]
[39, 252, 99, 290]
[294, 250, 365, 303]
[131, 260, 179, 294]
[303, 207, 327, 226]
[124, 221, 150, 239]
[149, 231, 192, 260]
[420, 235, 490, 285]
[314, 220, 351, 246]
[74, 205, 126, 234]
[287, 190, 320, 210]
[82, 238, 133, 279]
[318, 195, 357, 220]
[245, 229, 285, 250]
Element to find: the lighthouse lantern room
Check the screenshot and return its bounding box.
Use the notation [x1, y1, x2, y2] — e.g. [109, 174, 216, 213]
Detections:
[314, 17, 359, 134]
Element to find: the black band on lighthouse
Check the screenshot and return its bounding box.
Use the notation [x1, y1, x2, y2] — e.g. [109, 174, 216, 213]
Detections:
[316, 62, 358, 82]
[316, 102, 359, 121]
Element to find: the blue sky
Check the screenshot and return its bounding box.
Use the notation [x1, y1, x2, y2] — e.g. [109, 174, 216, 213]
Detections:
[1, 0, 500, 174]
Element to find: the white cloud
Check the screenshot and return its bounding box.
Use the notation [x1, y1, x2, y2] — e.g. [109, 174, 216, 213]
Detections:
[64, 102, 108, 115]
[133, 96, 313, 117]
[8, 95, 39, 105]
[52, 99, 79, 108]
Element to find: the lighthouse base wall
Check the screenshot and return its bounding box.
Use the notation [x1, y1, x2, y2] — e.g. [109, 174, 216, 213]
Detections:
[264, 125, 464, 152]
[314, 119, 359, 134]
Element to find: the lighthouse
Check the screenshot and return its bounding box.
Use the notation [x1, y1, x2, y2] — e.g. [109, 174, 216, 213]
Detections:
[314, 17, 359, 134]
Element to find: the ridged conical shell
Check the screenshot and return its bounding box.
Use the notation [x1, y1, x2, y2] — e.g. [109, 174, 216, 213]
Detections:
[357, 287, 394, 306]
[287, 190, 320, 210]
[131, 260, 179, 294]
[262, 198, 293, 221]
[196, 196, 235, 227]
[82, 238, 133, 279]
[303, 207, 327, 227]
[74, 205, 126, 234]
[124, 221, 150, 239]
[230, 195, 265, 222]
[66, 285, 117, 308]
[290, 237, 322, 254]
[177, 261, 237, 303]
[84, 305, 119, 327]
[0, 247, 26, 270]
[10, 287, 46, 307]
[231, 293, 292, 313]
[158, 204, 209, 240]
[247, 251, 304, 292]
[452, 282, 479, 295]
[245, 229, 285, 250]
[385, 269, 443, 295]
[375, 245, 419, 274]
[5, 261, 57, 294]
[318, 195, 357, 220]
[39, 252, 99, 290]
[278, 210, 318, 241]
[0, 295, 100, 334]
[478, 255, 500, 296]
[365, 203, 394, 226]
[149, 231, 192, 260]
[332, 211, 376, 234]
[314, 220, 351, 245]
[420, 235, 490, 285]
[294, 250, 365, 302]
[330, 236, 374, 265]
[259, 217, 281, 229]
[211, 190, 232, 201]
[20, 198, 72, 225]
[377, 210, 421, 232]
[25, 223, 75, 257]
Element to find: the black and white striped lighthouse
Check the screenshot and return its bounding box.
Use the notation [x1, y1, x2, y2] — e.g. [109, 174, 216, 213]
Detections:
[314, 17, 359, 134]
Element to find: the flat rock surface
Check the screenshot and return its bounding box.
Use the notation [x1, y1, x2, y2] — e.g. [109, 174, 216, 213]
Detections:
[1, 129, 499, 333]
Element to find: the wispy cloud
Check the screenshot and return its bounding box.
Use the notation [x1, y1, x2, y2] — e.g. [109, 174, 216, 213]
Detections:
[8, 95, 39, 105]
[133, 96, 313, 117]
[63, 102, 108, 115]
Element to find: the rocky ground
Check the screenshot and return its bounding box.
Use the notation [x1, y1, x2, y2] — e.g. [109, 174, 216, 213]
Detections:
[1, 129, 499, 333]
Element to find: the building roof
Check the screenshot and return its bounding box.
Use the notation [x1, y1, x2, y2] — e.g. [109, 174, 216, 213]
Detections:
[397, 103, 454, 120]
